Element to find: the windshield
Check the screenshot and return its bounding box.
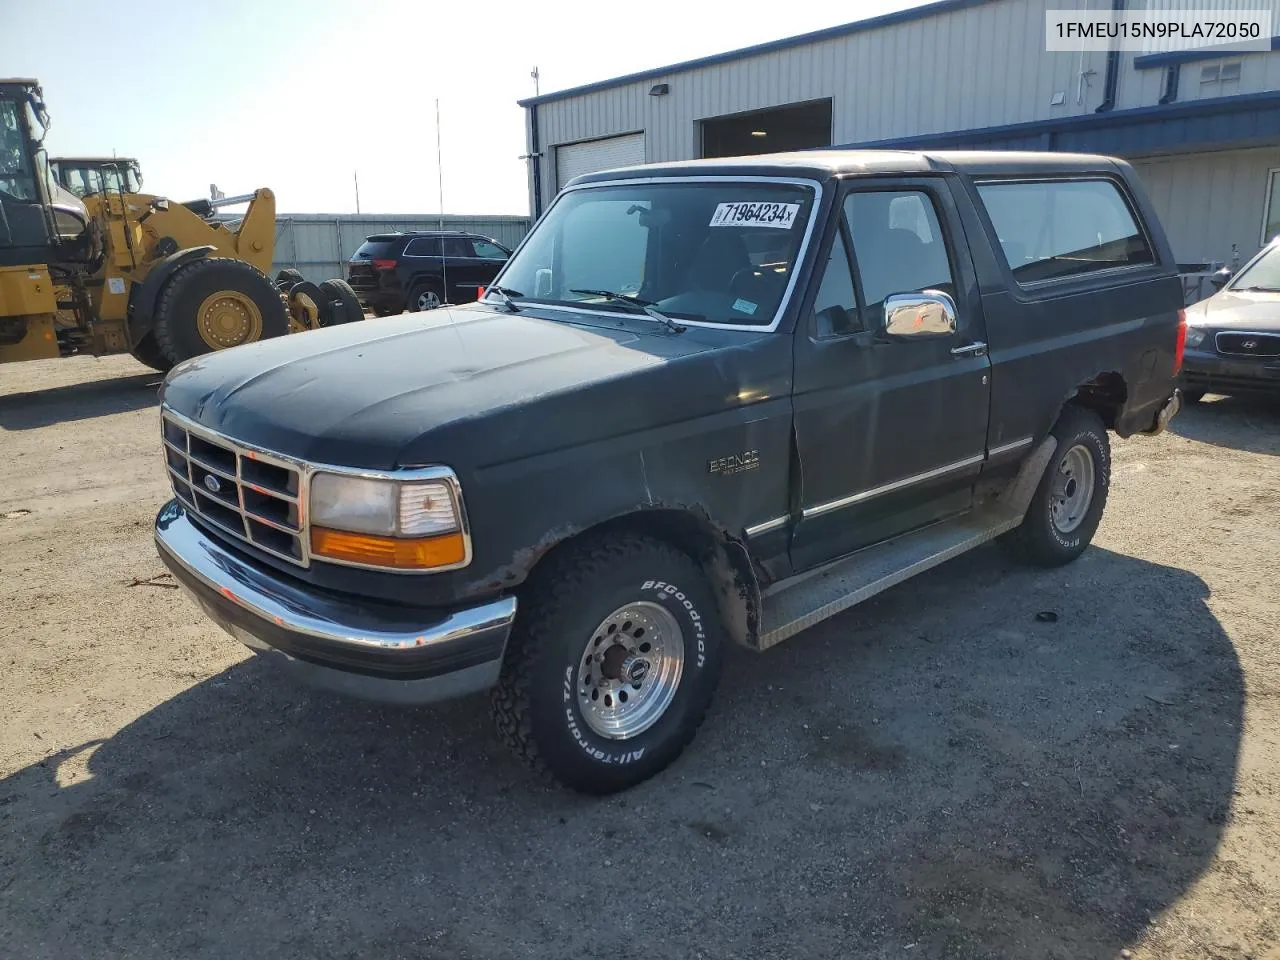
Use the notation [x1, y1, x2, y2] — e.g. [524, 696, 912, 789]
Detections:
[1229, 243, 1280, 292]
[54, 161, 142, 198]
[491, 180, 816, 327]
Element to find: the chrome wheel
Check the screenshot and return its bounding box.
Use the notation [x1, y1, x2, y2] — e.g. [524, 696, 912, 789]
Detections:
[577, 601, 684, 740]
[415, 290, 442, 311]
[1051, 443, 1095, 534]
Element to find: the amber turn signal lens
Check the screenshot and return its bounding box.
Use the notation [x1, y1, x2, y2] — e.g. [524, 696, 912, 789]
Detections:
[310, 527, 466, 569]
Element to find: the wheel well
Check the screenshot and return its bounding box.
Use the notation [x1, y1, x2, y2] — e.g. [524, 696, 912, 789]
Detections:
[523, 509, 761, 650]
[1068, 371, 1127, 429]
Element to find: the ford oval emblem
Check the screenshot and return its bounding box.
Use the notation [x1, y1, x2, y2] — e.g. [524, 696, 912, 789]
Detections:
[203, 474, 222, 494]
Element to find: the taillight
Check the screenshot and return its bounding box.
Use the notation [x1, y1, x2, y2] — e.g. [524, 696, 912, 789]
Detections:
[1174, 308, 1187, 374]
[372, 259, 397, 271]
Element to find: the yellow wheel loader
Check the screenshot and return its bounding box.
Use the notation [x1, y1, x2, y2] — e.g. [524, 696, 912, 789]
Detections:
[0, 79, 364, 374]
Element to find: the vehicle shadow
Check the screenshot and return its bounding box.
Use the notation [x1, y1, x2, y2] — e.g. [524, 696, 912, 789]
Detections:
[1170, 394, 1280, 456]
[0, 546, 1240, 959]
[0, 371, 160, 430]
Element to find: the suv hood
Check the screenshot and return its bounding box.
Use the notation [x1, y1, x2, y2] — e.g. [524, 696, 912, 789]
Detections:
[160, 305, 769, 470]
[1187, 288, 1280, 330]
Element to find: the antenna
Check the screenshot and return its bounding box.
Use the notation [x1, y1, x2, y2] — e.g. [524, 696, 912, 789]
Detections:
[531, 66, 540, 96]
[436, 98, 448, 305]
[353, 169, 361, 214]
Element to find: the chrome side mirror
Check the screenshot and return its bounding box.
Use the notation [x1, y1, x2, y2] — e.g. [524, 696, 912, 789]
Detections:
[1209, 267, 1232, 290]
[534, 268, 554, 299]
[881, 289, 957, 339]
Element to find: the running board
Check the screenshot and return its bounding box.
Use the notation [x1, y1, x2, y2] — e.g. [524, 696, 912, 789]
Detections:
[757, 503, 1024, 650]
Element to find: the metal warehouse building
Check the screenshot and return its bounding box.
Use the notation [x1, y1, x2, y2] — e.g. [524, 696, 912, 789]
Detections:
[520, 0, 1280, 269]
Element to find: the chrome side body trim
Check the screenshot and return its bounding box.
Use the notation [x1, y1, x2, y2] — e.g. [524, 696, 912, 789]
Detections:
[987, 436, 1035, 458]
[801, 454, 986, 520]
[745, 515, 789, 537]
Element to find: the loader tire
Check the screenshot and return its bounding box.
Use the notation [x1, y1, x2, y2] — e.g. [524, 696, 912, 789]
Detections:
[129, 333, 172, 374]
[153, 258, 289, 366]
[317, 279, 364, 326]
[275, 268, 305, 289]
[287, 281, 325, 330]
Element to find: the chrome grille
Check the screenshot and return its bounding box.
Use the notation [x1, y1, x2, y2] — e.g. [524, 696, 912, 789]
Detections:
[1216, 331, 1280, 358]
[161, 411, 308, 566]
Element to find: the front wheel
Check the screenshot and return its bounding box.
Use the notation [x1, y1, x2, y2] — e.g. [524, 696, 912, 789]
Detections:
[1000, 406, 1111, 567]
[491, 534, 723, 793]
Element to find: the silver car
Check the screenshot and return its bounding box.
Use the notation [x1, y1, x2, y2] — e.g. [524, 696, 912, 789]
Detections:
[1182, 239, 1280, 402]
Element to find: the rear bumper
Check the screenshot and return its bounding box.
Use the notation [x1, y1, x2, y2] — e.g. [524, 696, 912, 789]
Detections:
[154, 500, 516, 705]
[1180, 350, 1280, 396]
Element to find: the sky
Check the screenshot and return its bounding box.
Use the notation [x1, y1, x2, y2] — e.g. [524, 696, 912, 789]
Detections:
[1, 0, 921, 216]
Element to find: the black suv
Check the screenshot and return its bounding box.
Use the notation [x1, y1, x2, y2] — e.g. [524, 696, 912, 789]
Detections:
[157, 150, 1184, 793]
[346, 231, 512, 315]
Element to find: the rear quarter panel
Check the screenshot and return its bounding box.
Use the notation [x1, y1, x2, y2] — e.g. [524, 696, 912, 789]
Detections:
[956, 160, 1183, 445]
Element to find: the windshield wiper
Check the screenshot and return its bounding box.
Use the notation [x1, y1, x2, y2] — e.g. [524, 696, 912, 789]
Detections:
[569, 288, 686, 333]
[486, 284, 523, 312]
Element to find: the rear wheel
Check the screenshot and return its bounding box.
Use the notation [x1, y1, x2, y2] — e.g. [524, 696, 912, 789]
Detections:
[408, 281, 443, 312]
[317, 278, 364, 325]
[491, 534, 723, 793]
[129, 333, 171, 373]
[153, 258, 288, 365]
[1001, 406, 1111, 567]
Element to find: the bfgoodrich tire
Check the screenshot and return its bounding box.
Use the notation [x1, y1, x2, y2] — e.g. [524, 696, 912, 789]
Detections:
[1002, 406, 1111, 567]
[491, 533, 723, 794]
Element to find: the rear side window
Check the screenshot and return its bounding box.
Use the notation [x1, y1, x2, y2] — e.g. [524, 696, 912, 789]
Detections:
[977, 179, 1154, 284]
[403, 237, 443, 257]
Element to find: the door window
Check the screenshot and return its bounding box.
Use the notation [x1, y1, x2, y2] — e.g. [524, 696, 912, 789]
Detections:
[472, 239, 509, 259]
[810, 230, 860, 338]
[844, 190, 954, 327]
[442, 237, 472, 258]
[0, 99, 46, 249]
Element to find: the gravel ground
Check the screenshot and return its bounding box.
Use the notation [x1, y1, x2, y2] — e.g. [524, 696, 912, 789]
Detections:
[1, 354, 1278, 960]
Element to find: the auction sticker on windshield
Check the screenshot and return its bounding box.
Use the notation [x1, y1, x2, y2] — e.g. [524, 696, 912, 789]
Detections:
[710, 201, 800, 229]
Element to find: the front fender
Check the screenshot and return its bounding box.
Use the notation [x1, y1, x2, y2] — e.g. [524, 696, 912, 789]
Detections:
[127, 245, 215, 347]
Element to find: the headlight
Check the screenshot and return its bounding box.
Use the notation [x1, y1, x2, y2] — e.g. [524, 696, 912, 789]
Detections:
[1185, 326, 1206, 348]
[309, 472, 467, 571]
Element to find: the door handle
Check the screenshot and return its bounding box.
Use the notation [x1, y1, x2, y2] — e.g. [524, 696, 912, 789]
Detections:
[951, 341, 987, 357]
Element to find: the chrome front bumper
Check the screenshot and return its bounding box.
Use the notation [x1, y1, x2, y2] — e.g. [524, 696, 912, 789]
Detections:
[154, 500, 516, 705]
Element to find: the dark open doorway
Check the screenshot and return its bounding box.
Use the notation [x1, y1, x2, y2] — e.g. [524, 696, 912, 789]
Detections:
[700, 99, 833, 159]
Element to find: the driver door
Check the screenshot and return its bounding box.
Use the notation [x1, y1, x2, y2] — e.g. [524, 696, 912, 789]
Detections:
[789, 178, 992, 571]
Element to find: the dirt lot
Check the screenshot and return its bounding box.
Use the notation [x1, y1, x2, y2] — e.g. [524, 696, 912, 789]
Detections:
[1, 354, 1278, 960]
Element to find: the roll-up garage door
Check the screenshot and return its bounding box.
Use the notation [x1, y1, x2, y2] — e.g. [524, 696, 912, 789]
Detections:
[555, 133, 646, 189]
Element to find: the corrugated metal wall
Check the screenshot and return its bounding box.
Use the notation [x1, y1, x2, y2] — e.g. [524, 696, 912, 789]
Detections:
[257, 214, 531, 283]
[531, 0, 1115, 210]
[528, 0, 1280, 212]
[1131, 147, 1280, 265]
